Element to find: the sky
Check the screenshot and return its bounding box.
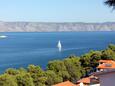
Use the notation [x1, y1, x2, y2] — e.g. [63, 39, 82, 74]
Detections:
[0, 0, 115, 22]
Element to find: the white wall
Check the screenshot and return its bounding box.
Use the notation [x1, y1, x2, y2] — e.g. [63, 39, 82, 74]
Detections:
[90, 84, 100, 86]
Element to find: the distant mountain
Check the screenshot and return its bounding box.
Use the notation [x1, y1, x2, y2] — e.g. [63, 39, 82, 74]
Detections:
[0, 22, 115, 32]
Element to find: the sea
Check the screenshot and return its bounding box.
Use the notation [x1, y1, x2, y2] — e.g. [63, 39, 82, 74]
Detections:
[0, 32, 115, 73]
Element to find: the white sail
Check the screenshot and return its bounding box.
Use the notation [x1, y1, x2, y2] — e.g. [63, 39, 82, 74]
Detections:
[57, 40, 62, 52]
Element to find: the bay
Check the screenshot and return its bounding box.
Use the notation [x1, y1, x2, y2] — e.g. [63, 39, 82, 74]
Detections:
[0, 32, 115, 73]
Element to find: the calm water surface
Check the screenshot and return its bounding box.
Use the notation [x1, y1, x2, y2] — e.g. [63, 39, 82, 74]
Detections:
[0, 32, 115, 73]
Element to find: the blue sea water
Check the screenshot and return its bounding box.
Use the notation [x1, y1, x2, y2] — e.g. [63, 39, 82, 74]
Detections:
[0, 32, 115, 73]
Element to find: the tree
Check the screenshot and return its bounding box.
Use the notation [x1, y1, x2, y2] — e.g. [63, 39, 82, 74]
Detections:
[80, 50, 102, 74]
[28, 65, 43, 74]
[90, 51, 102, 72]
[16, 73, 34, 86]
[105, 0, 115, 7]
[101, 49, 115, 60]
[47, 60, 67, 72]
[64, 57, 83, 82]
[45, 70, 63, 86]
[108, 44, 115, 51]
[47, 56, 83, 83]
[47, 60, 70, 81]
[5, 68, 19, 75]
[27, 65, 46, 86]
[0, 74, 17, 86]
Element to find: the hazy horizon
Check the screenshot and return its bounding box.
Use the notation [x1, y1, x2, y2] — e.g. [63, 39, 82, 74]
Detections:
[0, 21, 115, 23]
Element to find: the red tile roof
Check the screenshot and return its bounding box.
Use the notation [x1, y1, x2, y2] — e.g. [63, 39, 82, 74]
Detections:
[77, 77, 90, 84]
[76, 84, 80, 86]
[52, 81, 76, 86]
[99, 60, 114, 63]
[97, 60, 115, 69]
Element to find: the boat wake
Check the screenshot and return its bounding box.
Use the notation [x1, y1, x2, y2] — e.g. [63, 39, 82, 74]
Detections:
[62, 47, 90, 52]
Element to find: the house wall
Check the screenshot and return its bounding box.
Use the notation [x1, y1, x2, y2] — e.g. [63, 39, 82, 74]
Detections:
[98, 72, 115, 86]
[90, 84, 100, 86]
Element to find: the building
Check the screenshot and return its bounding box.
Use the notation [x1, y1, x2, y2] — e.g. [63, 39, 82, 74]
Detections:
[93, 69, 115, 86]
[97, 60, 115, 71]
[52, 81, 77, 86]
[93, 60, 115, 86]
[77, 76, 100, 86]
[77, 77, 90, 86]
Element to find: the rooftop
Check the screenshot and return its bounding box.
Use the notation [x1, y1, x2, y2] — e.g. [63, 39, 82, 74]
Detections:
[97, 60, 115, 69]
[99, 60, 114, 63]
[77, 77, 90, 84]
[52, 81, 77, 86]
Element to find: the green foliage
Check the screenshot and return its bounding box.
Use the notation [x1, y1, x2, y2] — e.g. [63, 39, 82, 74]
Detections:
[27, 65, 46, 86]
[5, 68, 19, 75]
[18, 68, 27, 73]
[90, 51, 101, 68]
[101, 49, 115, 60]
[108, 44, 115, 51]
[16, 73, 34, 86]
[47, 56, 83, 82]
[102, 44, 115, 60]
[64, 58, 82, 82]
[28, 65, 43, 74]
[0, 74, 17, 86]
[47, 60, 67, 72]
[47, 60, 70, 82]
[45, 70, 63, 85]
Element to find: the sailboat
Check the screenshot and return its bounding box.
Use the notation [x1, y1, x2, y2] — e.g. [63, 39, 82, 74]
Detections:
[57, 40, 62, 52]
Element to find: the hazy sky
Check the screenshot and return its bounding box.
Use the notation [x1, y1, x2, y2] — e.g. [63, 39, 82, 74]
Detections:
[0, 0, 115, 22]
